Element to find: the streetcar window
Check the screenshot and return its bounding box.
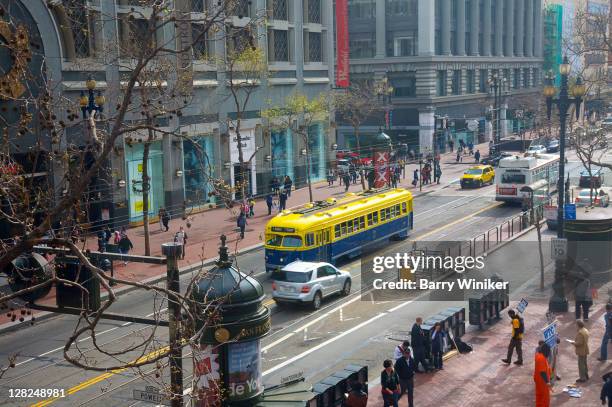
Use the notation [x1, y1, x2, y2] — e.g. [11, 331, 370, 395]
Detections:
[341, 222, 347, 235]
[360, 216, 365, 229]
[380, 209, 385, 222]
[282, 236, 302, 247]
[395, 205, 401, 217]
[501, 173, 526, 184]
[347, 220, 354, 233]
[373, 211, 378, 224]
[274, 270, 312, 283]
[402, 202, 407, 213]
[305, 233, 315, 246]
[335, 225, 341, 238]
[367, 213, 373, 225]
[266, 234, 283, 246]
[390, 206, 396, 218]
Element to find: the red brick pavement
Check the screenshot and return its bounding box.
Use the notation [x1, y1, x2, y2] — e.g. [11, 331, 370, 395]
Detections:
[0, 141, 500, 327]
[367, 297, 611, 406]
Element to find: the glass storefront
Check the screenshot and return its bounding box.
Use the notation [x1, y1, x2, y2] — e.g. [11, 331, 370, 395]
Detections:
[125, 141, 165, 222]
[308, 123, 326, 182]
[183, 135, 216, 209]
[271, 128, 294, 181]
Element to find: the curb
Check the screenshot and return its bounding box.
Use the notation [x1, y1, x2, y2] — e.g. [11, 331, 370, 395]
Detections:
[0, 242, 265, 335]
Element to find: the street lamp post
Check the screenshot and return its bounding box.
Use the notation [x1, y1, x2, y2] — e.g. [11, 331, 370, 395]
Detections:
[487, 74, 506, 156]
[79, 75, 105, 119]
[543, 56, 586, 313]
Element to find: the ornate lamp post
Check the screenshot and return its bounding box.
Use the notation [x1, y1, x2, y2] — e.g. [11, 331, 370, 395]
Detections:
[487, 73, 506, 156]
[374, 77, 394, 130]
[543, 56, 586, 312]
[79, 75, 105, 119]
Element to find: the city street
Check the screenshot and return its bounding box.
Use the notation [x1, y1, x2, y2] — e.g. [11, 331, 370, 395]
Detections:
[1, 147, 608, 406]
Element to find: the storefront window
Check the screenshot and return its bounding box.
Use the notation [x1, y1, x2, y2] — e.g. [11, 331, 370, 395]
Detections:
[183, 135, 216, 209]
[125, 141, 165, 222]
[308, 123, 326, 182]
[271, 128, 294, 181]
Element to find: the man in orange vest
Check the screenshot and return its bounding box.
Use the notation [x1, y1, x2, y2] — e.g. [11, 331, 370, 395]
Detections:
[534, 342, 552, 407]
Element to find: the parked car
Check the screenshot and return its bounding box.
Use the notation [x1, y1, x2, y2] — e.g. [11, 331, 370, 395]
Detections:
[579, 168, 605, 188]
[546, 139, 560, 153]
[526, 144, 547, 156]
[460, 165, 495, 188]
[481, 151, 513, 167]
[271, 261, 352, 309]
[575, 189, 610, 207]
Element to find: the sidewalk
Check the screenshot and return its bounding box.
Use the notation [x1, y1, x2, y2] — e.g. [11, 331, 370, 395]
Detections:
[367, 231, 610, 406]
[0, 141, 491, 328]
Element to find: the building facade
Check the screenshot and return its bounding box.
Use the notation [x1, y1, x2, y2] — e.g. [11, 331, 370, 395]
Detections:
[3, 0, 335, 227]
[338, 0, 545, 155]
[544, 3, 564, 86]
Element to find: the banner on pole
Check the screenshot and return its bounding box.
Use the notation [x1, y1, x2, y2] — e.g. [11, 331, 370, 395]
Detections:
[335, 0, 349, 88]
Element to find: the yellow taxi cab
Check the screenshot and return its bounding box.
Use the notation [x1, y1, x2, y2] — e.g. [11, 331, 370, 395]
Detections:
[460, 165, 495, 188]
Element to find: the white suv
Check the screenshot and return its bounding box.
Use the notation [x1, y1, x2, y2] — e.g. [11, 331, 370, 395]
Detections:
[271, 261, 352, 310]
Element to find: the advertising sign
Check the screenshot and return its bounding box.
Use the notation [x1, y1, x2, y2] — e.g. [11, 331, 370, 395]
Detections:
[374, 151, 390, 188]
[193, 345, 221, 407]
[542, 321, 558, 349]
[335, 0, 349, 87]
[227, 340, 262, 402]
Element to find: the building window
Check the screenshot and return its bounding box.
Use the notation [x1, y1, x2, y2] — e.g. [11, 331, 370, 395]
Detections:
[452, 70, 461, 95]
[467, 70, 475, 93]
[523, 68, 530, 88]
[270, 0, 288, 20]
[63, 0, 94, 58]
[231, 0, 251, 18]
[532, 68, 539, 87]
[450, 0, 457, 55]
[465, 0, 472, 54]
[307, 32, 322, 62]
[513, 68, 520, 89]
[192, 23, 213, 61]
[388, 34, 417, 57]
[436, 70, 447, 96]
[119, 18, 155, 58]
[503, 69, 510, 84]
[349, 0, 376, 18]
[192, 0, 207, 13]
[479, 69, 487, 92]
[226, 26, 255, 56]
[349, 33, 376, 58]
[389, 72, 416, 97]
[268, 29, 289, 62]
[386, 0, 417, 16]
[307, 0, 322, 23]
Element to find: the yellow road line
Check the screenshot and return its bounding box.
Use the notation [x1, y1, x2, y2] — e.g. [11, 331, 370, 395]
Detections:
[31, 346, 172, 407]
[413, 201, 502, 240]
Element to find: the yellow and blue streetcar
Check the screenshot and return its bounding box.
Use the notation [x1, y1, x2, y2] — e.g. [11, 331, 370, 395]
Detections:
[264, 188, 414, 271]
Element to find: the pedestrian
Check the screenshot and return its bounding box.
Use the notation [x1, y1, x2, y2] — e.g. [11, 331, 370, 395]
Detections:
[284, 175, 293, 197]
[456, 149, 462, 163]
[394, 350, 415, 407]
[174, 226, 188, 260]
[113, 229, 121, 245]
[448, 139, 454, 152]
[468, 141, 474, 155]
[412, 169, 418, 187]
[474, 149, 481, 163]
[431, 322, 446, 370]
[158, 207, 167, 231]
[381, 359, 400, 407]
[571, 319, 590, 383]
[575, 265, 593, 321]
[391, 172, 398, 188]
[601, 372, 612, 407]
[237, 212, 247, 239]
[271, 176, 280, 194]
[501, 309, 524, 365]
[343, 172, 351, 192]
[97, 231, 106, 253]
[367, 169, 375, 189]
[266, 193, 274, 215]
[242, 200, 250, 218]
[599, 304, 612, 361]
[350, 165, 357, 184]
[393, 340, 413, 360]
[534, 343, 552, 407]
[410, 317, 431, 372]
[279, 189, 287, 211]
[103, 225, 112, 243]
[327, 169, 335, 186]
[248, 196, 255, 217]
[345, 381, 368, 407]
[117, 231, 134, 265]
[434, 164, 442, 184]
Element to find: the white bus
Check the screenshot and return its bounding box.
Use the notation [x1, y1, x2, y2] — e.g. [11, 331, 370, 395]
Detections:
[495, 154, 559, 203]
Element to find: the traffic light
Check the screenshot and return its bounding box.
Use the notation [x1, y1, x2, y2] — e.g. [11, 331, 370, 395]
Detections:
[55, 256, 101, 311]
[3, 253, 53, 302]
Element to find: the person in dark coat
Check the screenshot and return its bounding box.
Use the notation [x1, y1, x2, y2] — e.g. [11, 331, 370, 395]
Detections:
[237, 212, 247, 239]
[283, 176, 293, 197]
[474, 149, 481, 163]
[431, 322, 447, 370]
[394, 349, 416, 407]
[601, 372, 612, 407]
[343, 173, 351, 192]
[410, 317, 431, 372]
[381, 359, 400, 407]
[266, 193, 274, 215]
[278, 190, 288, 211]
[367, 169, 375, 189]
[118, 232, 134, 265]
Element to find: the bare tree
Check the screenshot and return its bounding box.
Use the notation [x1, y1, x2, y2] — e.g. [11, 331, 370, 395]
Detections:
[0, 0, 261, 402]
[570, 126, 609, 204]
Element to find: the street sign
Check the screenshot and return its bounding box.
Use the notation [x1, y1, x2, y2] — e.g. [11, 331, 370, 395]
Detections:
[467, 120, 479, 132]
[551, 238, 568, 260]
[133, 386, 171, 406]
[564, 204, 576, 220]
[517, 298, 529, 314]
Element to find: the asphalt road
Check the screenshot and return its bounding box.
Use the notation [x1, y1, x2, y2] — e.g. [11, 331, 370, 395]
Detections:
[0, 152, 600, 407]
